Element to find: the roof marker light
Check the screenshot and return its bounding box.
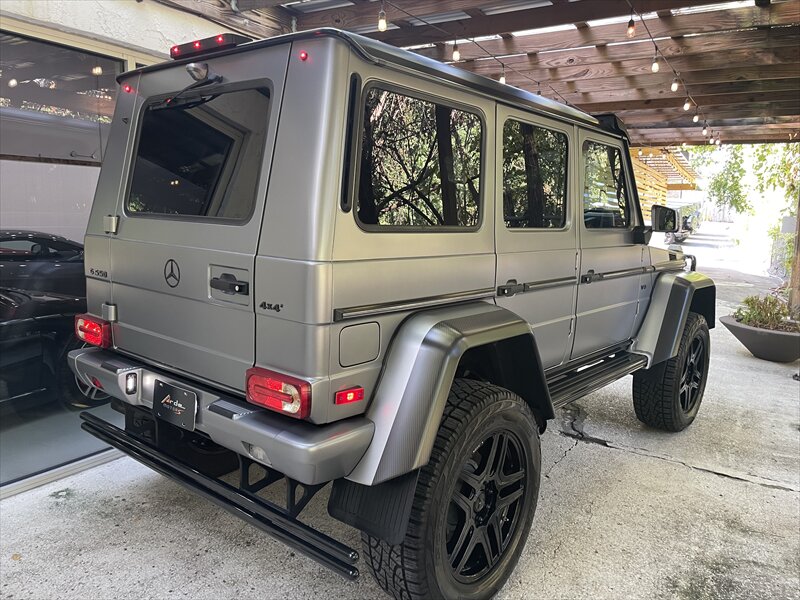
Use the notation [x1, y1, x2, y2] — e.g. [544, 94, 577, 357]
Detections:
[299, 50, 309, 61]
[170, 33, 252, 60]
[122, 84, 133, 93]
[194, 41, 202, 49]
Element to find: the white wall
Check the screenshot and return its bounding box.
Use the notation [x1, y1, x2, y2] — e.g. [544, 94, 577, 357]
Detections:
[0, 0, 234, 57]
[0, 160, 99, 243]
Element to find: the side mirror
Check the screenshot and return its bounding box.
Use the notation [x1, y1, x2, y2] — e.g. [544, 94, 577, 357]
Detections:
[651, 205, 678, 232]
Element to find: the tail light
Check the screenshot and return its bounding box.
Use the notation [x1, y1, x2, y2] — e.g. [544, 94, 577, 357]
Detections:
[75, 314, 112, 348]
[246, 367, 311, 419]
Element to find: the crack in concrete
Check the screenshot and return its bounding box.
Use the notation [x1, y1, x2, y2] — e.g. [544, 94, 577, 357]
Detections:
[554, 405, 800, 494]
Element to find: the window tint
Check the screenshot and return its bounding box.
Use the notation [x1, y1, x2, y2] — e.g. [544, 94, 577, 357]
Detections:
[503, 120, 568, 229]
[583, 141, 629, 229]
[127, 88, 269, 220]
[357, 88, 482, 229]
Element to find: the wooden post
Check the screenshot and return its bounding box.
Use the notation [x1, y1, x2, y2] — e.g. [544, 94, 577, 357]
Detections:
[790, 192, 800, 317]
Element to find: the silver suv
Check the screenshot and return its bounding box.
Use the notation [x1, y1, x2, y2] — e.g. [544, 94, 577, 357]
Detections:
[70, 29, 715, 600]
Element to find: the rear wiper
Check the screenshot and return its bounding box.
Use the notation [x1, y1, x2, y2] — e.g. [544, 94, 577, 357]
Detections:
[152, 74, 222, 110]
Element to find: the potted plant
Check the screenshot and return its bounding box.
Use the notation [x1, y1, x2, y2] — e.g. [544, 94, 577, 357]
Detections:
[720, 293, 800, 362]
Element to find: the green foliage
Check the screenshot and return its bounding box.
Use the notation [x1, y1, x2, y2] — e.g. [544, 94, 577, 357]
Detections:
[705, 145, 751, 213]
[753, 143, 800, 212]
[733, 294, 799, 332]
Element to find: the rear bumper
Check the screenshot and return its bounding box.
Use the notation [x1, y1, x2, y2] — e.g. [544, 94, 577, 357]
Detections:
[68, 347, 374, 485]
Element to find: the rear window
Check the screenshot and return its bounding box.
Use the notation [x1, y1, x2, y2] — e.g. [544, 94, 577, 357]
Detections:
[357, 87, 482, 230]
[126, 87, 270, 221]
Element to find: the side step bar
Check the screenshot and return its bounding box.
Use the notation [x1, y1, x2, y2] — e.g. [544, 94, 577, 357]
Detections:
[548, 352, 647, 409]
[80, 412, 360, 580]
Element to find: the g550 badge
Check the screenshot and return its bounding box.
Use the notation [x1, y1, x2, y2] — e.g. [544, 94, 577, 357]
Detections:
[259, 302, 284, 313]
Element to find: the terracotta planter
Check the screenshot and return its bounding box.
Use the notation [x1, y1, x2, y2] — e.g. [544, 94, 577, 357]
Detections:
[720, 315, 800, 363]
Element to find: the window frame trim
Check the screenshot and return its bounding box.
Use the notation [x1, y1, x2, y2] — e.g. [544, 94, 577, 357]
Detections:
[350, 79, 487, 234]
[500, 116, 571, 233]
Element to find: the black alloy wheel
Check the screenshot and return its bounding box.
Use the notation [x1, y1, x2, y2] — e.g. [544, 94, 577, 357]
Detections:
[446, 431, 527, 583]
[679, 335, 705, 413]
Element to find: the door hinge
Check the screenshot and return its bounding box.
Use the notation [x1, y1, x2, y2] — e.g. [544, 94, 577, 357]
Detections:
[103, 215, 119, 235]
[102, 302, 118, 322]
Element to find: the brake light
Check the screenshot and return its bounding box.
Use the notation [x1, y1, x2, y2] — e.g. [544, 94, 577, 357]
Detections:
[335, 387, 364, 405]
[246, 367, 311, 419]
[75, 314, 112, 348]
[170, 33, 253, 60]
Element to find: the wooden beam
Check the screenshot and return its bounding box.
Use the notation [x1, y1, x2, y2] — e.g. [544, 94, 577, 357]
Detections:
[461, 27, 798, 76]
[572, 90, 800, 112]
[615, 103, 800, 124]
[663, 152, 697, 184]
[494, 49, 799, 91]
[553, 78, 800, 105]
[153, 0, 291, 39]
[667, 183, 698, 190]
[414, 2, 799, 62]
[299, 0, 718, 45]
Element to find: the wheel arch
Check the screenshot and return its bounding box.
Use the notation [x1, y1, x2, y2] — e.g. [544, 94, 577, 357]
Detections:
[632, 271, 716, 367]
[345, 302, 553, 487]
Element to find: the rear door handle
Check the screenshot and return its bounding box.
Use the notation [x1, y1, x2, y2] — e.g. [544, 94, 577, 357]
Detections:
[210, 273, 249, 295]
[580, 270, 603, 284]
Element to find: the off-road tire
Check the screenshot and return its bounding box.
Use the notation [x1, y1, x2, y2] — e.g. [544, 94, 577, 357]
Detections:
[361, 379, 541, 600]
[633, 312, 710, 431]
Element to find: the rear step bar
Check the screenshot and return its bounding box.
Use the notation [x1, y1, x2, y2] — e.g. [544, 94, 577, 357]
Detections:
[548, 352, 647, 408]
[80, 412, 360, 580]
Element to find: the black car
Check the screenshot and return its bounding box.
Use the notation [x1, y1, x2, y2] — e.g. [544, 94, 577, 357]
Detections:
[0, 287, 108, 409]
[0, 230, 85, 296]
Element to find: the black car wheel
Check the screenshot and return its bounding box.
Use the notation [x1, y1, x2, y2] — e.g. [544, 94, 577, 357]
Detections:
[362, 379, 541, 600]
[633, 312, 710, 432]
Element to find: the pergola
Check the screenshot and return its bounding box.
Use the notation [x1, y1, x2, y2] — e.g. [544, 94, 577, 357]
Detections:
[155, 0, 800, 147]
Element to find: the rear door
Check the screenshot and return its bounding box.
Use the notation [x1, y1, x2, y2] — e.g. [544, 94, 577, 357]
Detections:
[494, 107, 578, 370]
[109, 47, 289, 392]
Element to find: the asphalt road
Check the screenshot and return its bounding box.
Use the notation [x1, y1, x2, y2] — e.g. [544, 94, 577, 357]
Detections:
[1, 225, 798, 600]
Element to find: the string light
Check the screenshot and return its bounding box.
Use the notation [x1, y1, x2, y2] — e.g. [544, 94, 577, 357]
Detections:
[702, 121, 708, 136]
[692, 110, 699, 123]
[683, 98, 692, 111]
[452, 42, 460, 61]
[651, 53, 660, 73]
[377, 2, 387, 32]
[499, 66, 506, 85]
[638, 148, 643, 156]
[708, 132, 715, 145]
[671, 77, 679, 92]
[626, 14, 636, 38]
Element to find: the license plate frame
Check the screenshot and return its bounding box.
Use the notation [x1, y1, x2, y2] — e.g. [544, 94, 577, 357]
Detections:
[153, 379, 198, 431]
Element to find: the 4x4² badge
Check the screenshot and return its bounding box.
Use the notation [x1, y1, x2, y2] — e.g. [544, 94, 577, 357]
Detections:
[164, 259, 181, 288]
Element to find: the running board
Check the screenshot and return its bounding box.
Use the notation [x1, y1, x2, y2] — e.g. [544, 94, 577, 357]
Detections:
[80, 412, 360, 580]
[547, 352, 647, 409]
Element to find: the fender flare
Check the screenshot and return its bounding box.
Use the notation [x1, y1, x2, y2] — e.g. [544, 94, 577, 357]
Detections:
[346, 301, 552, 486]
[631, 271, 716, 367]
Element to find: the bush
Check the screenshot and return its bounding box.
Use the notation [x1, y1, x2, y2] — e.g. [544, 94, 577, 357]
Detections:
[733, 294, 799, 333]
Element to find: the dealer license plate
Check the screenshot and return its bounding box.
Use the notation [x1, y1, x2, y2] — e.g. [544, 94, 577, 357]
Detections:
[153, 380, 197, 431]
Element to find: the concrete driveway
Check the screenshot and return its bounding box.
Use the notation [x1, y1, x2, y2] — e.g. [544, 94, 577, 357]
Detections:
[1, 226, 798, 600]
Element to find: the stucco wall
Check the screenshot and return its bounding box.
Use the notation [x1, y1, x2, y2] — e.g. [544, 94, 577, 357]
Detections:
[0, 0, 234, 58]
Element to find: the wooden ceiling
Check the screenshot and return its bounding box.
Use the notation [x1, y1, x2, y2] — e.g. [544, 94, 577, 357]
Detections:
[156, 0, 800, 145]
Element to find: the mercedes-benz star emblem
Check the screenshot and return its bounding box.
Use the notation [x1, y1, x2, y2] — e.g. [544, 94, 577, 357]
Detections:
[164, 259, 181, 288]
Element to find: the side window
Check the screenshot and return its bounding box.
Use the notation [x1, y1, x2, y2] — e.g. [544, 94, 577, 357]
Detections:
[502, 119, 568, 229]
[357, 87, 482, 229]
[582, 141, 629, 229]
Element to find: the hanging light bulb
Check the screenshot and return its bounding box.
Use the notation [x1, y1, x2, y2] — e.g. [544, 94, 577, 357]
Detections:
[638, 148, 643, 156]
[681, 142, 687, 148]
[651, 54, 660, 73]
[499, 66, 506, 85]
[626, 18, 636, 38]
[671, 77, 679, 92]
[702, 121, 708, 136]
[708, 133, 715, 145]
[452, 42, 460, 62]
[8, 78, 18, 88]
[715, 135, 721, 145]
[377, 5, 387, 32]
[692, 110, 700, 123]
[683, 98, 692, 111]
[92, 66, 103, 77]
